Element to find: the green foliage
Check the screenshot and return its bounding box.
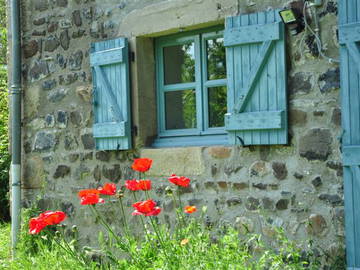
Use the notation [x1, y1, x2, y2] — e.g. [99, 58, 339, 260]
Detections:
[0, 0, 9, 222]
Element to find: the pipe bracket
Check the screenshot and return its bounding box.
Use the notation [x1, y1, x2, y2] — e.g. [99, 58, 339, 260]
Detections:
[9, 84, 22, 94]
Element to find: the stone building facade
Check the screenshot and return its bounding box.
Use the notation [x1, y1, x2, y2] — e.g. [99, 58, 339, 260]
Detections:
[17, 0, 343, 262]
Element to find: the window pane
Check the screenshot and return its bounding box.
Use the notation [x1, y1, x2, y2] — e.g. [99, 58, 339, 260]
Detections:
[165, 89, 196, 130]
[208, 86, 227, 127]
[164, 43, 195, 85]
[206, 37, 226, 80]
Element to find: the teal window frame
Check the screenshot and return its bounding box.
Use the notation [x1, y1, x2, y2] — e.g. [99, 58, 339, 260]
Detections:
[154, 26, 228, 147]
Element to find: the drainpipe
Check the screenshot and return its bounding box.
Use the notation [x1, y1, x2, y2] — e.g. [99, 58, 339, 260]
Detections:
[10, 0, 22, 257]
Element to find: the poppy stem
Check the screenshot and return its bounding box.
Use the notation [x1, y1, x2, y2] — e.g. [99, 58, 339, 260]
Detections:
[176, 188, 187, 228]
[132, 192, 147, 233]
[89, 205, 128, 252]
[58, 228, 87, 264]
[52, 235, 86, 265]
[118, 197, 130, 238]
[149, 216, 171, 263]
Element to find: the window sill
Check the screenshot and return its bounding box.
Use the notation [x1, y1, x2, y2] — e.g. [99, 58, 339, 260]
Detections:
[152, 134, 229, 148]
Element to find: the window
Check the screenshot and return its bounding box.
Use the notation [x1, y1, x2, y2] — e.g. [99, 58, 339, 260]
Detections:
[154, 27, 228, 147]
[90, 10, 288, 150]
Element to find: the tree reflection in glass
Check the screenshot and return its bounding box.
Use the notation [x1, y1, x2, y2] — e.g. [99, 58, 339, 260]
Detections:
[206, 37, 226, 80]
[163, 43, 195, 85]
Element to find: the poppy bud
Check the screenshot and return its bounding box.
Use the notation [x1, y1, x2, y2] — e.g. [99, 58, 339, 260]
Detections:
[165, 186, 174, 196]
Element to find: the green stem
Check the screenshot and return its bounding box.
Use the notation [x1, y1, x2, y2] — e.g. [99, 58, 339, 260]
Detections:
[59, 229, 87, 264]
[149, 216, 171, 263]
[53, 236, 85, 265]
[132, 192, 147, 233]
[89, 205, 128, 251]
[118, 197, 130, 237]
[176, 188, 187, 228]
[89, 205, 142, 266]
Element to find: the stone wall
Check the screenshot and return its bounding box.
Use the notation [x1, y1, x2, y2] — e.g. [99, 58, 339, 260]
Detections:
[18, 0, 343, 262]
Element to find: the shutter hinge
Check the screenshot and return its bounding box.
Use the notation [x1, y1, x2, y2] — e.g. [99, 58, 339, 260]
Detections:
[130, 52, 135, 62]
[132, 125, 138, 136]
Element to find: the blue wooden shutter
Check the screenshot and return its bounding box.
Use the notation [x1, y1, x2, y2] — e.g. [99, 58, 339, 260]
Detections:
[90, 38, 131, 150]
[224, 10, 287, 145]
[339, 0, 360, 267]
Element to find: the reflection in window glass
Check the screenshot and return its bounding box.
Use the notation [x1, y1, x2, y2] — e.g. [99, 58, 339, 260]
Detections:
[208, 86, 227, 127]
[165, 89, 196, 130]
[206, 37, 226, 80]
[164, 43, 195, 85]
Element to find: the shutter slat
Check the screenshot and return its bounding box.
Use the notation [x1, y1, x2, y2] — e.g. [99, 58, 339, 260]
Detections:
[225, 110, 284, 131]
[340, 1, 360, 267]
[339, 22, 360, 43]
[234, 40, 274, 113]
[225, 9, 287, 145]
[90, 38, 132, 150]
[224, 22, 280, 46]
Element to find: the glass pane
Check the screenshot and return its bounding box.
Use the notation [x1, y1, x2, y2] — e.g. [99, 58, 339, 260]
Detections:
[206, 37, 226, 80]
[208, 86, 227, 127]
[164, 43, 195, 85]
[165, 89, 196, 130]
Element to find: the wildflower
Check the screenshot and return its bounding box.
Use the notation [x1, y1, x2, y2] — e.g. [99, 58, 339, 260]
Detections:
[180, 238, 189, 246]
[125, 179, 152, 191]
[80, 193, 105, 205]
[168, 174, 191, 188]
[78, 189, 104, 205]
[29, 211, 67, 234]
[125, 179, 140, 191]
[132, 199, 161, 216]
[39, 211, 67, 225]
[138, 180, 151, 191]
[78, 189, 99, 197]
[184, 206, 197, 214]
[131, 158, 153, 172]
[98, 183, 117, 195]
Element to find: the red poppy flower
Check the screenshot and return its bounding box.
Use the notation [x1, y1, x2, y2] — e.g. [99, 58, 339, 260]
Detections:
[132, 199, 161, 216]
[168, 174, 191, 187]
[80, 193, 105, 205]
[125, 179, 152, 191]
[184, 206, 197, 214]
[138, 180, 151, 191]
[29, 211, 67, 234]
[78, 189, 99, 198]
[39, 211, 67, 225]
[98, 183, 117, 195]
[131, 158, 153, 172]
[125, 179, 140, 191]
[29, 217, 47, 234]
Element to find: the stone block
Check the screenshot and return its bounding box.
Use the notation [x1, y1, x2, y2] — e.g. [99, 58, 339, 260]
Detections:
[318, 67, 340, 93]
[44, 35, 60, 52]
[141, 147, 205, 176]
[232, 182, 249, 190]
[206, 146, 231, 159]
[245, 197, 260, 211]
[81, 133, 95, 150]
[289, 109, 307, 125]
[33, 131, 57, 151]
[275, 199, 289, 210]
[299, 128, 332, 161]
[24, 40, 39, 58]
[60, 30, 70, 50]
[53, 165, 71, 179]
[23, 156, 45, 188]
[289, 72, 312, 95]
[306, 214, 327, 235]
[249, 161, 270, 177]
[272, 162, 287, 180]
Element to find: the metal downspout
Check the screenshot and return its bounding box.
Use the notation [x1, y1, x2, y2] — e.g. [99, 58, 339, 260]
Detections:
[10, 0, 21, 257]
